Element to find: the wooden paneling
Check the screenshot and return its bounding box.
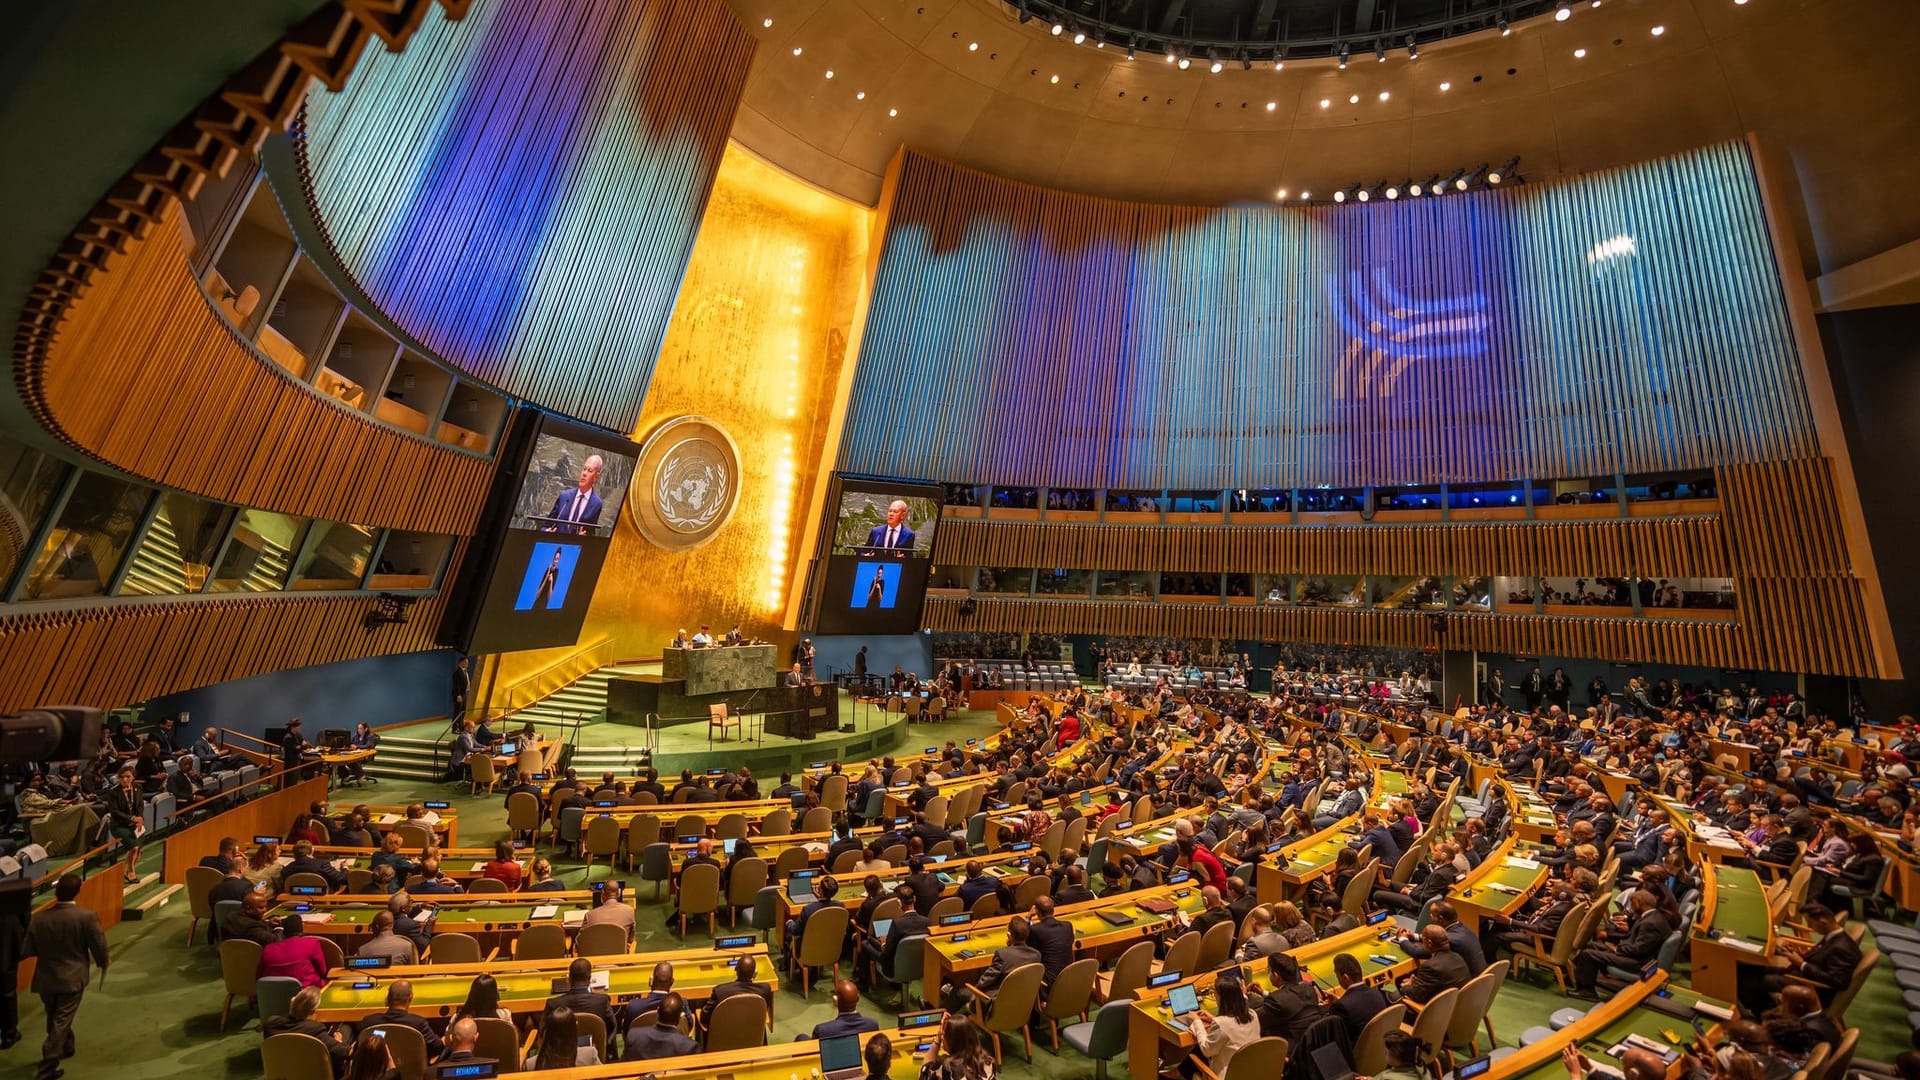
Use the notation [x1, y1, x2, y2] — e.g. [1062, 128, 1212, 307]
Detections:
[20, 205, 489, 533]
[922, 455, 1893, 678]
[162, 776, 329, 884]
[295, 0, 755, 434]
[839, 144, 1814, 491]
[0, 579, 455, 715]
[934, 515, 1731, 580]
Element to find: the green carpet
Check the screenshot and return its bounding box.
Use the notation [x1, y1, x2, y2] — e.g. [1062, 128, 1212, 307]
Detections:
[16, 714, 1917, 1079]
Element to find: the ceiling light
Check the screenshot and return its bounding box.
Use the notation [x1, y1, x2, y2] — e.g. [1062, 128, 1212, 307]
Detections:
[791, 46, 802, 56]
[1275, 188, 1289, 199]
[1166, 52, 1177, 64]
[1379, 90, 1390, 101]
[1178, 57, 1191, 69]
[1051, 23, 1064, 36]
[1334, 190, 1347, 203]
[1440, 81, 1452, 91]
[1126, 47, 1135, 59]
[1444, 168, 1467, 191]
[856, 91, 866, 100]
[1241, 55, 1253, 71]
[1375, 42, 1388, 63]
[1555, 2, 1572, 20]
[1651, 24, 1666, 34]
[1210, 60, 1224, 73]
[1456, 176, 1469, 190]
[762, 18, 773, 28]
[1073, 32, 1086, 45]
[1591, 0, 1602, 6]
[1573, 48, 1586, 58]
[1266, 101, 1277, 111]
[824, 69, 834, 78]
[1499, 16, 1512, 35]
[1299, 190, 1310, 199]
[1357, 188, 1371, 202]
[1319, 98, 1331, 108]
[1338, 44, 1350, 68]
[1096, 41, 1105, 48]
[1349, 94, 1360, 104]
[968, 42, 978, 51]
[1406, 37, 1419, 59]
[1492, 156, 1519, 184]
[1409, 182, 1424, 196]
[1385, 185, 1400, 199]
[888, 108, 898, 117]
[1274, 59, 1285, 71]
[1050, 74, 1060, 83]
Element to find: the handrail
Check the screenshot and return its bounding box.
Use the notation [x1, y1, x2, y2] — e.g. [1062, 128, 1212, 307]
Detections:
[491, 636, 616, 713]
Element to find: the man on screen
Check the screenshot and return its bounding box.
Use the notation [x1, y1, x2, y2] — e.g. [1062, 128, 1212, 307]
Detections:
[864, 500, 916, 551]
[544, 454, 604, 535]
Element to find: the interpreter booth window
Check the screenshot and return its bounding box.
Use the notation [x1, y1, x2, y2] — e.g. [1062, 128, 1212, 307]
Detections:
[1224, 574, 1254, 600]
[0, 435, 70, 586]
[1537, 576, 1633, 609]
[989, 486, 1038, 510]
[1045, 488, 1096, 513]
[1446, 480, 1527, 515]
[1623, 471, 1717, 503]
[976, 567, 1032, 595]
[1492, 576, 1537, 610]
[1297, 487, 1364, 513]
[210, 508, 310, 592]
[1373, 485, 1443, 513]
[1231, 489, 1291, 514]
[1167, 490, 1222, 514]
[1105, 490, 1160, 513]
[367, 531, 452, 591]
[292, 521, 378, 590]
[1035, 567, 1093, 596]
[1452, 577, 1493, 610]
[18, 471, 150, 600]
[120, 492, 236, 596]
[1159, 572, 1218, 598]
[1296, 575, 1364, 607]
[1636, 577, 1736, 611]
[1547, 477, 1618, 505]
[941, 483, 983, 506]
[1372, 575, 1447, 610]
[927, 565, 972, 592]
[1095, 570, 1154, 599]
[1254, 574, 1294, 604]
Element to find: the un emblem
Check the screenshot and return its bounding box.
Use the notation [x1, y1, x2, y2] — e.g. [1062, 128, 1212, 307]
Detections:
[627, 416, 740, 550]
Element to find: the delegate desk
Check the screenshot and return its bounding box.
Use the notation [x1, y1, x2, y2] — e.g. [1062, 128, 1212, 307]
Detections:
[270, 890, 600, 950]
[326, 805, 458, 847]
[1126, 920, 1419, 1080]
[774, 851, 1038, 922]
[312, 944, 771, 1023]
[922, 882, 1206, 989]
[1481, 972, 1732, 1080]
[1450, 836, 1551, 934]
[1660, 800, 1747, 864]
[1688, 863, 1774, 1005]
[1254, 769, 1407, 902]
[488, 1024, 957, 1080]
[312, 846, 529, 884]
[1511, 782, 1561, 846]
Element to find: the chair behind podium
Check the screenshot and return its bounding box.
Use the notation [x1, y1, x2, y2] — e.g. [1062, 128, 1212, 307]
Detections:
[709, 703, 741, 745]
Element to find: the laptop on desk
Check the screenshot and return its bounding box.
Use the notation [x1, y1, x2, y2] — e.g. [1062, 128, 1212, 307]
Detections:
[820, 1035, 865, 1080]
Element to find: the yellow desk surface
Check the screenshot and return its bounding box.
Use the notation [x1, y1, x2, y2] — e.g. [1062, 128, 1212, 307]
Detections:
[922, 883, 1206, 981]
[774, 850, 1036, 919]
[511, 1025, 953, 1080]
[312, 945, 769, 1022]
[1451, 835, 1550, 931]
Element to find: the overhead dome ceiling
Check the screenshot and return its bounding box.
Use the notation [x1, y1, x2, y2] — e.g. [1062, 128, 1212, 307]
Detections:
[1002, 0, 1553, 61]
[723, 0, 1920, 276]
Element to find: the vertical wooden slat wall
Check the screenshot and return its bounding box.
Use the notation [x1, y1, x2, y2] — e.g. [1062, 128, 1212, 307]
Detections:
[296, 0, 754, 434]
[19, 204, 488, 533]
[839, 144, 1813, 491]
[0, 586, 454, 714]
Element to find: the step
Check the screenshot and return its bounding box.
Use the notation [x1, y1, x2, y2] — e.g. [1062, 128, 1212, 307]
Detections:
[124, 882, 182, 920]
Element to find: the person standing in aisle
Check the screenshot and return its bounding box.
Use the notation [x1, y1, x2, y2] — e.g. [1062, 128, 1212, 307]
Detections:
[25, 873, 109, 1080]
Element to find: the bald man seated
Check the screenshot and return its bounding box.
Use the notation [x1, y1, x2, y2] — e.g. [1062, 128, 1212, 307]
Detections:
[618, 962, 677, 1051]
[810, 981, 880, 1039]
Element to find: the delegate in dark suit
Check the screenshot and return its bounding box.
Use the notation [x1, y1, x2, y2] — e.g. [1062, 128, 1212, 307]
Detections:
[1740, 911, 1859, 1015]
[1400, 919, 1488, 977]
[701, 973, 773, 1030]
[546, 985, 616, 1034]
[357, 1006, 443, 1059]
[1572, 901, 1674, 993]
[864, 523, 916, 550]
[265, 1014, 351, 1072]
[1400, 949, 1469, 1004]
[546, 487, 603, 534]
[25, 890, 109, 1079]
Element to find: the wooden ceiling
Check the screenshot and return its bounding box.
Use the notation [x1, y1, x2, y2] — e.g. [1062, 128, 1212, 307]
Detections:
[723, 0, 1920, 275]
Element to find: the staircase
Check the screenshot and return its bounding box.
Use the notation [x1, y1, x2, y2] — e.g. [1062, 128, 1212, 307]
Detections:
[365, 663, 657, 783]
[121, 871, 181, 922]
[120, 510, 192, 595]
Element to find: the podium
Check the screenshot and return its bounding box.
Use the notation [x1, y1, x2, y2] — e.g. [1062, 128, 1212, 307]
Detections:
[607, 670, 839, 739]
[662, 644, 776, 696]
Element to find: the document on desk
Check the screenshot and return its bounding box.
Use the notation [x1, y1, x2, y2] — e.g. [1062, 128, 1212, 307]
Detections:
[562, 909, 587, 927]
[300, 912, 334, 924]
[1505, 857, 1541, 870]
[470, 862, 489, 872]
[1721, 937, 1766, 954]
[378, 814, 401, 825]
[530, 905, 560, 919]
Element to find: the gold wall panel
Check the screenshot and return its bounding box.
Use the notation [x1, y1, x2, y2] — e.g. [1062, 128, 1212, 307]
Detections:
[492, 143, 872, 687]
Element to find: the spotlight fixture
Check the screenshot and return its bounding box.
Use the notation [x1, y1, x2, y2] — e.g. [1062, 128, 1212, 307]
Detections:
[1018, 7, 1032, 24]
[1266, 101, 1277, 111]
[1499, 15, 1511, 35]
[1126, 46, 1135, 59]
[1299, 190, 1311, 199]
[1073, 32, 1086, 45]
[1651, 24, 1666, 34]
[1444, 168, 1469, 191]
[1418, 173, 1441, 195]
[1488, 157, 1519, 185]
[1573, 47, 1586, 58]
[1178, 56, 1191, 69]
[1406, 36, 1419, 60]
[1165, 52, 1177, 63]
[1333, 188, 1347, 203]
[1274, 58, 1286, 71]
[888, 108, 898, 117]
[1555, 1, 1572, 20]
[1337, 43, 1350, 68]
[762, 17, 773, 28]
[1319, 98, 1331, 108]
[1051, 23, 1064, 35]
[1349, 94, 1360, 104]
[1378, 90, 1390, 101]
[824, 69, 834, 78]
[1440, 80, 1452, 91]
[968, 41, 978, 51]
[1210, 60, 1224, 73]
[791, 46, 803, 56]
[1050, 73, 1060, 83]
[1357, 187, 1371, 202]
[1385, 184, 1400, 200]
[1240, 53, 1253, 71]
[1276, 188, 1289, 199]
[1468, 163, 1493, 188]
[1375, 41, 1387, 63]
[856, 91, 866, 100]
